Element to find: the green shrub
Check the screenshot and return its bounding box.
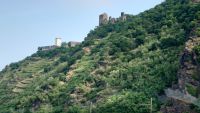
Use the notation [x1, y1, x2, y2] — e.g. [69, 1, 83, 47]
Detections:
[148, 42, 159, 51]
[44, 66, 52, 73]
[195, 28, 200, 37]
[95, 92, 151, 113]
[67, 106, 81, 113]
[10, 62, 20, 70]
[135, 35, 145, 46]
[186, 84, 198, 97]
[194, 45, 200, 63]
[159, 38, 178, 49]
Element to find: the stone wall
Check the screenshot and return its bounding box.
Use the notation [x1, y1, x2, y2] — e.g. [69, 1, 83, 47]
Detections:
[38, 45, 57, 51]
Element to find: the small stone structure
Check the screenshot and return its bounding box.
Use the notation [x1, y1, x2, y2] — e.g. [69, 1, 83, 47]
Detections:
[68, 41, 81, 47]
[99, 12, 127, 26]
[120, 12, 127, 21]
[109, 16, 116, 24]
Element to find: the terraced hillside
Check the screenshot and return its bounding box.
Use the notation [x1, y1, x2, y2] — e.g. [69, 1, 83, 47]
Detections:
[0, 0, 200, 113]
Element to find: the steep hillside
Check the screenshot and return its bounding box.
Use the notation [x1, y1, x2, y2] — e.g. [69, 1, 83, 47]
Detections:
[1, 0, 200, 113]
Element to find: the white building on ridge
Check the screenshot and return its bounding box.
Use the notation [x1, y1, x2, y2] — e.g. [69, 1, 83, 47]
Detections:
[55, 38, 62, 47]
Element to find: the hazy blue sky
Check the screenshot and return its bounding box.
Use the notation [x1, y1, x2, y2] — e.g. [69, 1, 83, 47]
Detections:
[0, 0, 164, 71]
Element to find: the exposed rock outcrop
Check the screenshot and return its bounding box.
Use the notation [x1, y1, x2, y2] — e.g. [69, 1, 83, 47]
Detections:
[192, 0, 200, 3]
[161, 37, 200, 113]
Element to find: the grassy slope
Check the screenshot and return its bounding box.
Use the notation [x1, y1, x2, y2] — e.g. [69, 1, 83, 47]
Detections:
[0, 0, 200, 113]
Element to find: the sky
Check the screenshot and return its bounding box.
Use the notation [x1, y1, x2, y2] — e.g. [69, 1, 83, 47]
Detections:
[0, 0, 164, 71]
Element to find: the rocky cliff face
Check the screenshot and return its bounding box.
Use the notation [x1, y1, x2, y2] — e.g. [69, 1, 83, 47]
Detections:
[161, 37, 200, 113]
[179, 37, 200, 95]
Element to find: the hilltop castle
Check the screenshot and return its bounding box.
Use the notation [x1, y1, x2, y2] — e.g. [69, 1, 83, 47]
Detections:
[99, 12, 127, 26]
[38, 12, 127, 51]
[38, 38, 80, 51]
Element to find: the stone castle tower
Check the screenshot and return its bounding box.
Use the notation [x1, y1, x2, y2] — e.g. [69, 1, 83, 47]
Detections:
[55, 38, 62, 47]
[121, 12, 127, 21]
[99, 13, 108, 26]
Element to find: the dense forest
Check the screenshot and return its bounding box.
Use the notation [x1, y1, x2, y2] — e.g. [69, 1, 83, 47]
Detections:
[0, 0, 200, 113]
